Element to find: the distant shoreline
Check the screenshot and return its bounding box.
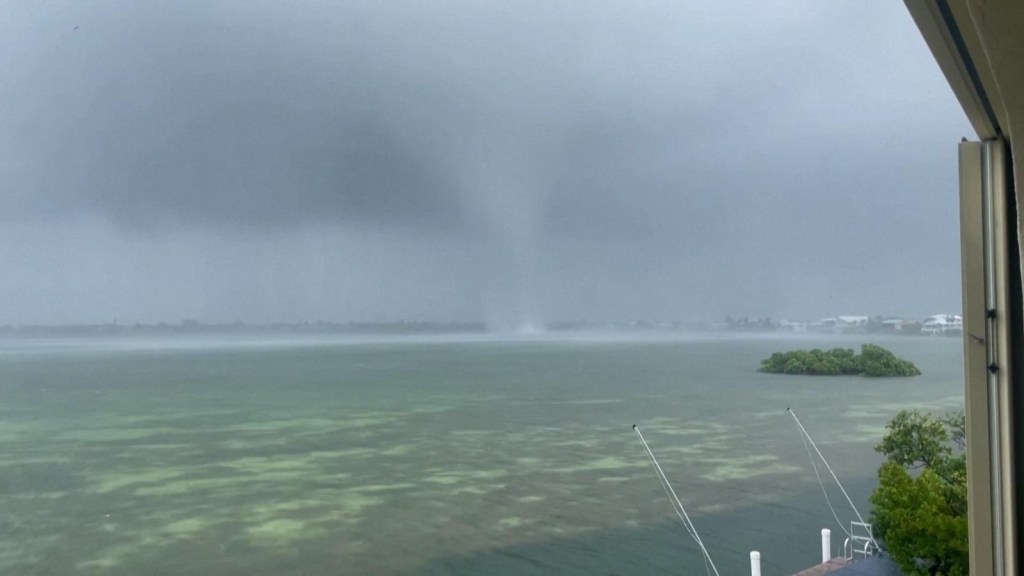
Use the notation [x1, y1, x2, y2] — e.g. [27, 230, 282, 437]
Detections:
[0, 321, 488, 339]
[0, 321, 964, 340]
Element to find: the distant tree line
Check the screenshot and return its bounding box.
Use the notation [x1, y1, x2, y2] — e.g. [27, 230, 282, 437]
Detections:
[725, 316, 778, 331]
[0, 320, 488, 338]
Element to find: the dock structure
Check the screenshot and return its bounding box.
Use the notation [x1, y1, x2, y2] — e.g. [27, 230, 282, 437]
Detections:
[782, 526, 900, 575]
[792, 556, 902, 576]
[791, 557, 847, 575]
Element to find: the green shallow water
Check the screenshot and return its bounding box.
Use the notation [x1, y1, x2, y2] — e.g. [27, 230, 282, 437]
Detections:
[0, 334, 963, 575]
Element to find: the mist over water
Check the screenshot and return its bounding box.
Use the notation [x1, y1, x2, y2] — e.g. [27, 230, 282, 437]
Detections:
[0, 334, 962, 575]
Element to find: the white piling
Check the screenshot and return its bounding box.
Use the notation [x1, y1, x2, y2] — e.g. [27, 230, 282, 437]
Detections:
[750, 551, 761, 576]
[821, 528, 831, 563]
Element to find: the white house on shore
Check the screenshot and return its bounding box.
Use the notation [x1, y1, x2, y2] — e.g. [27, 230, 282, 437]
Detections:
[808, 316, 869, 334]
[922, 314, 963, 336]
[836, 316, 869, 332]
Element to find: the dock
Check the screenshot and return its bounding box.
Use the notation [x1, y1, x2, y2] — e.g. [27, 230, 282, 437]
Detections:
[792, 556, 902, 576]
[792, 557, 847, 575]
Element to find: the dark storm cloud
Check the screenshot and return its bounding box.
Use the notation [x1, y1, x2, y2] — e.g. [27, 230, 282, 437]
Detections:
[0, 0, 974, 324]
[2, 0, 772, 236]
[5, 1, 472, 229]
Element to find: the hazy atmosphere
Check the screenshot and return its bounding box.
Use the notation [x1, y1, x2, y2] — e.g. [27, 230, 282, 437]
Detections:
[2, 0, 973, 326]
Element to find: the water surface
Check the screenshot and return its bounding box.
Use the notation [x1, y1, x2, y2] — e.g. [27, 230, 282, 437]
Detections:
[0, 334, 963, 574]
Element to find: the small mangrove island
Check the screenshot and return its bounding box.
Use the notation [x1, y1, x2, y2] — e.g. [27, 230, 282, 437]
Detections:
[759, 344, 921, 377]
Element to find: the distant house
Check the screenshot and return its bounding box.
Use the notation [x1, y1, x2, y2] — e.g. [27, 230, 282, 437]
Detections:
[809, 318, 838, 332]
[836, 316, 869, 333]
[808, 316, 869, 334]
[778, 319, 807, 332]
[922, 314, 963, 336]
[880, 318, 904, 332]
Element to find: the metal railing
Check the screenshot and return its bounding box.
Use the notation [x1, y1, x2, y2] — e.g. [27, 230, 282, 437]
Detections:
[843, 521, 878, 562]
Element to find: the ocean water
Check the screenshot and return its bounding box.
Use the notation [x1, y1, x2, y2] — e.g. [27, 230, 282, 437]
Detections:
[0, 334, 963, 575]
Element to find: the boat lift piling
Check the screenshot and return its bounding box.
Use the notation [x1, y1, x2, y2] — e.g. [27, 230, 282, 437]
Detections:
[750, 551, 762, 576]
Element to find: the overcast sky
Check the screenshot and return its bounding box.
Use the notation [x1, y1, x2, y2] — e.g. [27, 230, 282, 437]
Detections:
[1, 0, 974, 327]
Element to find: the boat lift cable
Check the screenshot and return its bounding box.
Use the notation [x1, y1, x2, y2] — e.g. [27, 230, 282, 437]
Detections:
[635, 426, 714, 576]
[633, 425, 720, 576]
[798, 425, 851, 538]
[787, 408, 879, 548]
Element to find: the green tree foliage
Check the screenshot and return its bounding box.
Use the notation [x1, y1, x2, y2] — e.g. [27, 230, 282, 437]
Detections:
[870, 410, 967, 575]
[859, 344, 922, 377]
[758, 344, 921, 377]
